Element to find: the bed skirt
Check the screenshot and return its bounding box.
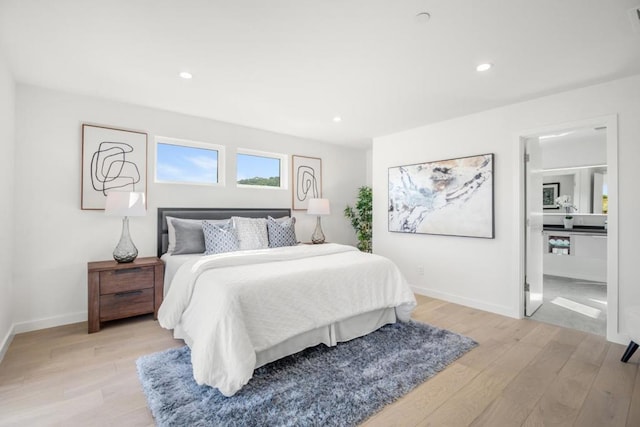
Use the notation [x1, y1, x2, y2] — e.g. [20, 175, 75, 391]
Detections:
[173, 307, 397, 370]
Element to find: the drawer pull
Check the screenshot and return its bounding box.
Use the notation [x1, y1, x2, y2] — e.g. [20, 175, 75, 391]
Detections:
[115, 290, 143, 297]
[115, 267, 142, 274]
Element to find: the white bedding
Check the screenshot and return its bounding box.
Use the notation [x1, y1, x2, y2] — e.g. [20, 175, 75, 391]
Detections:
[160, 252, 200, 296]
[158, 243, 416, 396]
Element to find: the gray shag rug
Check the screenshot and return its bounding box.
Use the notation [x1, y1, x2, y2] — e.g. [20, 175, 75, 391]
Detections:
[137, 321, 477, 426]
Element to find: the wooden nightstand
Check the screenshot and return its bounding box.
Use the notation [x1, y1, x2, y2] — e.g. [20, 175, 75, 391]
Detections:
[88, 257, 164, 333]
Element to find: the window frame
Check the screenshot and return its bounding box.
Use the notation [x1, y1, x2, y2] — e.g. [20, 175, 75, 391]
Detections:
[236, 148, 288, 190]
[154, 136, 226, 187]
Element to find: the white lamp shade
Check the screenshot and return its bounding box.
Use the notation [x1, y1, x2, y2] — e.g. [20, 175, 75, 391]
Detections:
[307, 198, 331, 216]
[104, 191, 146, 217]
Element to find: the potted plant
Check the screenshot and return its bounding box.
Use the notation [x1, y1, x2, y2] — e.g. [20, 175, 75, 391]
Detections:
[555, 195, 576, 229]
[344, 186, 372, 252]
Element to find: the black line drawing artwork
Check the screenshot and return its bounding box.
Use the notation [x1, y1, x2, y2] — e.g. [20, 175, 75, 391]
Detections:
[291, 155, 321, 210]
[296, 165, 320, 202]
[91, 141, 141, 195]
[81, 124, 147, 210]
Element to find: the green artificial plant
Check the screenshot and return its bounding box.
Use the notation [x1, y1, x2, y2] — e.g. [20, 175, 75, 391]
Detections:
[344, 186, 372, 253]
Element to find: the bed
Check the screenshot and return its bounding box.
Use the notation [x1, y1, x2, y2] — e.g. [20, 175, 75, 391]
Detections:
[156, 207, 417, 396]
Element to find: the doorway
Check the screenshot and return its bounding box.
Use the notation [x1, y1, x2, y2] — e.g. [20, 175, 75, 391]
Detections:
[530, 276, 607, 335]
[520, 116, 619, 342]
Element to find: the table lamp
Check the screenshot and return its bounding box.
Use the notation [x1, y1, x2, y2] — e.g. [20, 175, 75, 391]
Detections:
[104, 191, 146, 263]
[307, 198, 330, 244]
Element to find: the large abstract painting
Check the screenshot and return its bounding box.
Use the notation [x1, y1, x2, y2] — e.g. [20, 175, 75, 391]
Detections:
[388, 153, 494, 238]
[81, 124, 148, 210]
[292, 155, 322, 210]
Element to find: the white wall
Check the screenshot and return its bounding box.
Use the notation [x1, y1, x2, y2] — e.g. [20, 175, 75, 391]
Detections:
[13, 85, 367, 332]
[0, 53, 15, 359]
[373, 74, 640, 341]
[365, 148, 373, 187]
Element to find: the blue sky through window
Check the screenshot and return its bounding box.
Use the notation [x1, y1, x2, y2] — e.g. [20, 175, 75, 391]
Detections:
[237, 153, 280, 181]
[156, 143, 218, 184]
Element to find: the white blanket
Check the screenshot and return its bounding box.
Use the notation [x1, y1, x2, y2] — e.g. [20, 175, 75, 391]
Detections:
[158, 243, 416, 396]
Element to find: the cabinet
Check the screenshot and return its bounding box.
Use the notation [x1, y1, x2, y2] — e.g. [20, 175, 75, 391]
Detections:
[88, 257, 164, 333]
[543, 232, 607, 282]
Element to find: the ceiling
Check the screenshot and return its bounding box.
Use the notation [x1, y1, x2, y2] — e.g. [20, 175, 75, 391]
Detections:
[1, 0, 639, 148]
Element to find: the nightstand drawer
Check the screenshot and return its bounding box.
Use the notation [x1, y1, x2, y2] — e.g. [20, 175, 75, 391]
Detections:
[99, 288, 154, 321]
[100, 266, 154, 295]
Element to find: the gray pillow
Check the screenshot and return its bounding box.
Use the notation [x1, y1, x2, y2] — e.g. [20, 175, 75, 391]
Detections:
[166, 216, 201, 253]
[171, 217, 230, 255]
[172, 219, 205, 255]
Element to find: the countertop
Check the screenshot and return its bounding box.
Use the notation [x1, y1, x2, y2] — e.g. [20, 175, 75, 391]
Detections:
[543, 225, 607, 235]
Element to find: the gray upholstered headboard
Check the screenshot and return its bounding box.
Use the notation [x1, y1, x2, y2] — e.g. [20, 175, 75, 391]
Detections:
[157, 207, 292, 258]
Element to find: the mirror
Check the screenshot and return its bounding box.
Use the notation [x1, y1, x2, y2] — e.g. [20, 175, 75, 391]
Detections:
[543, 166, 608, 214]
[539, 126, 607, 215]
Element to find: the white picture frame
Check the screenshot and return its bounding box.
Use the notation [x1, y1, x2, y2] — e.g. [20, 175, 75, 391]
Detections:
[81, 124, 148, 210]
[292, 155, 322, 210]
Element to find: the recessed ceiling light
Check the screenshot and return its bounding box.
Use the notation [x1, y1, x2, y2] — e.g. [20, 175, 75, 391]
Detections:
[476, 63, 493, 72]
[179, 71, 193, 79]
[333, 116, 342, 123]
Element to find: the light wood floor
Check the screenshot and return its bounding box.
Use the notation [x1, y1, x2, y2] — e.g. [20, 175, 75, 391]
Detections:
[0, 295, 638, 426]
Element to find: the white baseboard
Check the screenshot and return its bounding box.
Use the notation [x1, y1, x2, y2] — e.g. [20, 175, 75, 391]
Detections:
[0, 326, 15, 364]
[411, 285, 520, 319]
[12, 311, 87, 334]
[0, 312, 87, 364]
[608, 332, 627, 346]
[411, 285, 629, 345]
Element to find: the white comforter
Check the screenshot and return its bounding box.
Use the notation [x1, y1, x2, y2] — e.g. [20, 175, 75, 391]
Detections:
[158, 243, 416, 396]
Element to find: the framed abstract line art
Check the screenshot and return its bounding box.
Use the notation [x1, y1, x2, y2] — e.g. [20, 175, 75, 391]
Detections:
[292, 155, 322, 210]
[542, 182, 560, 209]
[81, 124, 148, 210]
[388, 153, 494, 238]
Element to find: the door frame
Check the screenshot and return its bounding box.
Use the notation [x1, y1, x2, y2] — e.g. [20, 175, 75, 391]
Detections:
[515, 114, 622, 344]
[523, 136, 545, 317]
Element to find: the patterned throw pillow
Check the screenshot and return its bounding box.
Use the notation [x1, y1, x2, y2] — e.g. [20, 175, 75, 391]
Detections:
[267, 216, 297, 248]
[202, 220, 240, 255]
[231, 217, 269, 250]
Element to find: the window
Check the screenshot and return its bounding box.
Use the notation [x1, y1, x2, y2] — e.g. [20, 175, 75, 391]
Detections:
[237, 149, 287, 189]
[155, 137, 225, 186]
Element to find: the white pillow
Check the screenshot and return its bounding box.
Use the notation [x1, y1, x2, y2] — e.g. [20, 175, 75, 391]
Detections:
[232, 217, 269, 250]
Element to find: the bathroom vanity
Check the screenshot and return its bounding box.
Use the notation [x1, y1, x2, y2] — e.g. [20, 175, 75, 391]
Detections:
[543, 225, 607, 282]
